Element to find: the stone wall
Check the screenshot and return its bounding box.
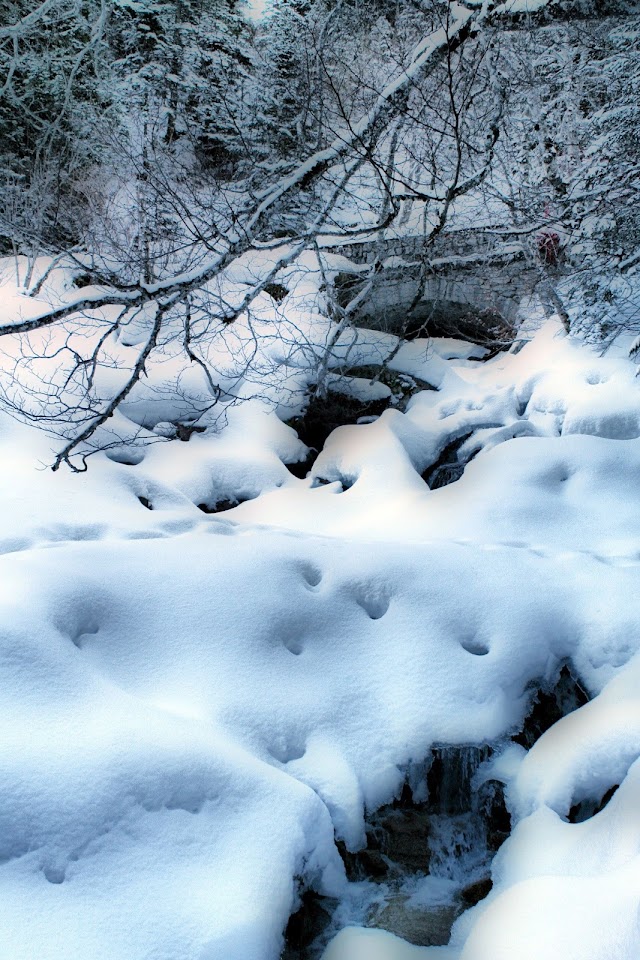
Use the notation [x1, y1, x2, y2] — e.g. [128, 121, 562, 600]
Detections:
[329, 230, 543, 330]
[326, 227, 533, 264]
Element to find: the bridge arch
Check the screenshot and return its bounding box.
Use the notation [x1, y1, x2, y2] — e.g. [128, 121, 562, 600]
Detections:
[328, 231, 544, 347]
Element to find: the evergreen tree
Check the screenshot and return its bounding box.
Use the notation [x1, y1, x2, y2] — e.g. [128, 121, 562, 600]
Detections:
[106, 0, 253, 176]
[570, 15, 640, 339]
[253, 0, 317, 166]
[0, 0, 110, 256]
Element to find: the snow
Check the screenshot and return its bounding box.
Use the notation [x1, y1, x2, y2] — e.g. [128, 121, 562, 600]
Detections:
[510, 656, 640, 820]
[1, 253, 640, 960]
[458, 868, 640, 960]
[495, 0, 551, 12]
[246, 0, 271, 22]
[322, 927, 457, 960]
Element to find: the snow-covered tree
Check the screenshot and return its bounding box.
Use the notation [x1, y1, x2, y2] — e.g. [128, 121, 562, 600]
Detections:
[252, 0, 317, 164]
[489, 9, 640, 337]
[567, 14, 640, 341]
[106, 0, 253, 172]
[6, 0, 639, 468]
[0, 0, 111, 282]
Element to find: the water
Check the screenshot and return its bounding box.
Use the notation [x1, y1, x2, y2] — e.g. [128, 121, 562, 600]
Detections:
[292, 745, 497, 958]
[427, 812, 489, 883]
[288, 670, 591, 957]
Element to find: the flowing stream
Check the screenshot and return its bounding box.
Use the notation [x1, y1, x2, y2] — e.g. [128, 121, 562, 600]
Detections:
[283, 667, 591, 959]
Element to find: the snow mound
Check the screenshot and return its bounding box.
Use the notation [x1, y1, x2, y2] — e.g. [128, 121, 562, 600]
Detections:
[1, 293, 640, 960]
[322, 926, 458, 959]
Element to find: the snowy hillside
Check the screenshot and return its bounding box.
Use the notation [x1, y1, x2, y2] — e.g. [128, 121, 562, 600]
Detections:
[1, 1, 639, 956]
[1, 251, 640, 960]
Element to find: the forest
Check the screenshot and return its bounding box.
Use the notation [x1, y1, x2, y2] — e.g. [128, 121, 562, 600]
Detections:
[0, 1, 639, 959]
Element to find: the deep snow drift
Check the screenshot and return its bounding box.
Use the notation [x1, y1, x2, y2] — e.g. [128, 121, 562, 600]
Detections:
[0, 259, 640, 959]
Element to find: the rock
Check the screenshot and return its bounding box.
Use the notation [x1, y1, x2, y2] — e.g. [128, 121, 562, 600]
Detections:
[422, 434, 474, 491]
[513, 665, 589, 750]
[477, 779, 510, 851]
[336, 841, 389, 882]
[369, 895, 460, 947]
[374, 807, 431, 874]
[568, 783, 619, 824]
[283, 892, 336, 957]
[459, 876, 492, 908]
[357, 848, 391, 880]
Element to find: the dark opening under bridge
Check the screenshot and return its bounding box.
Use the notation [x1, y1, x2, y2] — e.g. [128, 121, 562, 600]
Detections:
[326, 228, 553, 342]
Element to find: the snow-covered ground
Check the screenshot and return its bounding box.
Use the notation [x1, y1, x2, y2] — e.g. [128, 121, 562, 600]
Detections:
[1, 257, 640, 960]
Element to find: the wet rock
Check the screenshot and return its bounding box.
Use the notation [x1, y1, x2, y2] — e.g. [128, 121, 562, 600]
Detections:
[477, 779, 510, 852]
[422, 433, 474, 490]
[338, 803, 431, 881]
[359, 849, 391, 879]
[514, 665, 589, 750]
[287, 390, 389, 454]
[336, 841, 389, 882]
[370, 806, 432, 875]
[283, 892, 337, 958]
[369, 896, 460, 947]
[568, 783, 619, 824]
[459, 876, 492, 908]
[395, 781, 417, 809]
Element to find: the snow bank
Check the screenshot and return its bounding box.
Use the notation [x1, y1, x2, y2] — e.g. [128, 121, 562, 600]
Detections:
[322, 926, 458, 960]
[2, 264, 640, 960]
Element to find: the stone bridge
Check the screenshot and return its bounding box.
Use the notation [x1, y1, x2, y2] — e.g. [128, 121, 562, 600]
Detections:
[325, 229, 546, 340]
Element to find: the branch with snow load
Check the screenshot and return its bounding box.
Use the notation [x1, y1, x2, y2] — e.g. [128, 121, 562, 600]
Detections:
[0, 0, 551, 468]
[0, 6, 483, 339]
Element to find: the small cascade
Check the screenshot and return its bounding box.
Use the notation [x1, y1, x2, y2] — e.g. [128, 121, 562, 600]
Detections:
[283, 667, 594, 959]
[427, 745, 490, 815]
[285, 745, 501, 958]
[426, 813, 488, 883]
